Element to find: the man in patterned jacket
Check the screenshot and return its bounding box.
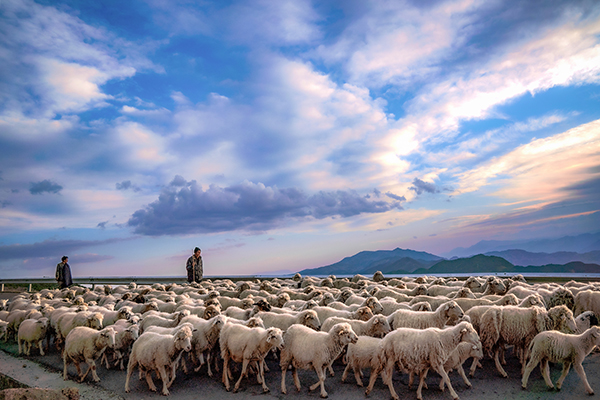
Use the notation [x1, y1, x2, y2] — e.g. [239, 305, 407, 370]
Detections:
[186, 247, 203, 283]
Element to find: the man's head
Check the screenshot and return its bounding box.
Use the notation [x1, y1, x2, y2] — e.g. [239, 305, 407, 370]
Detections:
[194, 247, 201, 257]
[61, 256, 68, 262]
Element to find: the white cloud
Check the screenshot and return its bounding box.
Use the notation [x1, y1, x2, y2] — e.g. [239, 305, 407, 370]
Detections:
[114, 122, 173, 169]
[457, 118, 600, 201]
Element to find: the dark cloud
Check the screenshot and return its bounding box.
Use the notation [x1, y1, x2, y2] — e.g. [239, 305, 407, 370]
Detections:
[115, 180, 141, 192]
[29, 179, 63, 195]
[97, 221, 108, 229]
[1, 200, 10, 208]
[127, 179, 404, 236]
[409, 178, 438, 195]
[0, 238, 131, 261]
[385, 192, 406, 201]
[170, 175, 190, 187]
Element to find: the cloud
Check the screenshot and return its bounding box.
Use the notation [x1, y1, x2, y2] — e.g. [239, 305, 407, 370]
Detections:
[97, 221, 108, 229]
[385, 192, 406, 201]
[29, 179, 63, 195]
[0, 238, 129, 261]
[127, 178, 403, 235]
[115, 180, 141, 192]
[409, 178, 438, 195]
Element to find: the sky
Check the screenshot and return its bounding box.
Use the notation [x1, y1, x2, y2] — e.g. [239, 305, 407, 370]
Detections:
[1, 0, 600, 278]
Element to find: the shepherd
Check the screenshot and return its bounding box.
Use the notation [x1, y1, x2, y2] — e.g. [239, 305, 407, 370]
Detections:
[186, 247, 203, 283]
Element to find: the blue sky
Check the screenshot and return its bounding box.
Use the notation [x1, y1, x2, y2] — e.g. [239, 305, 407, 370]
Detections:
[1, 0, 599, 278]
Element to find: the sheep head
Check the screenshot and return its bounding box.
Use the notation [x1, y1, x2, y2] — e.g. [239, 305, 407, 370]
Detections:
[332, 323, 358, 345]
[300, 310, 321, 331]
[355, 306, 374, 322]
[266, 327, 284, 350]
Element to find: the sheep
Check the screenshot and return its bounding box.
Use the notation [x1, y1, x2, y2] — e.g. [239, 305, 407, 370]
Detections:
[312, 305, 373, 324]
[18, 317, 50, 356]
[138, 310, 190, 334]
[341, 336, 382, 387]
[280, 322, 358, 398]
[438, 341, 484, 391]
[255, 309, 321, 332]
[522, 326, 600, 395]
[220, 324, 284, 392]
[574, 290, 600, 316]
[320, 315, 390, 338]
[56, 312, 104, 347]
[179, 314, 227, 376]
[63, 326, 116, 383]
[365, 321, 480, 400]
[575, 311, 599, 333]
[387, 300, 464, 330]
[539, 287, 575, 310]
[99, 306, 132, 327]
[125, 325, 193, 396]
[100, 324, 139, 370]
[0, 320, 8, 342]
[479, 305, 577, 377]
[453, 294, 519, 312]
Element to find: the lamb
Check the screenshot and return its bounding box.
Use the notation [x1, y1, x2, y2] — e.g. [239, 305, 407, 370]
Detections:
[255, 309, 321, 332]
[479, 305, 577, 377]
[341, 336, 382, 387]
[125, 325, 193, 396]
[438, 341, 484, 391]
[387, 300, 464, 330]
[100, 324, 139, 370]
[280, 322, 358, 398]
[18, 317, 50, 356]
[320, 315, 390, 338]
[522, 326, 600, 395]
[99, 306, 133, 326]
[63, 326, 116, 383]
[220, 324, 284, 392]
[365, 321, 480, 400]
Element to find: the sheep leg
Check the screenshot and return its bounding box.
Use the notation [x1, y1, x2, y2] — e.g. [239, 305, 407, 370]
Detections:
[37, 340, 45, 356]
[258, 358, 270, 392]
[341, 363, 350, 383]
[572, 362, 594, 395]
[327, 362, 335, 377]
[292, 367, 301, 392]
[206, 352, 214, 377]
[521, 356, 540, 390]
[434, 364, 459, 400]
[144, 369, 158, 392]
[157, 365, 170, 396]
[309, 366, 328, 398]
[193, 351, 205, 373]
[493, 348, 508, 378]
[63, 357, 70, 380]
[18, 338, 22, 355]
[365, 362, 384, 396]
[383, 360, 399, 400]
[233, 359, 249, 393]
[457, 364, 472, 388]
[541, 359, 554, 389]
[556, 361, 571, 391]
[280, 364, 288, 394]
[222, 355, 231, 390]
[469, 357, 480, 377]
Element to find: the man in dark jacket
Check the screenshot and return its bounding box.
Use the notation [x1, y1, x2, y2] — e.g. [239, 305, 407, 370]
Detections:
[186, 247, 203, 283]
[55, 256, 73, 289]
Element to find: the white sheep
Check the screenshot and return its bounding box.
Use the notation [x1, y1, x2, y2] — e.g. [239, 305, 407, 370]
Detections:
[18, 317, 49, 356]
[574, 290, 600, 316]
[280, 322, 358, 398]
[365, 321, 480, 400]
[341, 335, 382, 387]
[125, 325, 193, 396]
[387, 300, 464, 330]
[522, 326, 600, 395]
[179, 314, 227, 375]
[320, 314, 390, 337]
[0, 320, 8, 342]
[575, 311, 599, 333]
[220, 324, 284, 392]
[479, 305, 577, 377]
[438, 341, 484, 391]
[311, 305, 374, 324]
[63, 326, 116, 383]
[255, 309, 321, 332]
[56, 311, 104, 347]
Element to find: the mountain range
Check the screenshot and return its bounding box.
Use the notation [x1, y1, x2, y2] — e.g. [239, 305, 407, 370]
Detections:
[298, 232, 600, 276]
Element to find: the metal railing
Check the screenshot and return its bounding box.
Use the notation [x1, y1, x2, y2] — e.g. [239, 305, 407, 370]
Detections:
[0, 276, 267, 292]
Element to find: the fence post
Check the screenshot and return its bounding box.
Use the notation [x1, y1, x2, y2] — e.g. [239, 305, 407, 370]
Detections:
[28, 283, 32, 292]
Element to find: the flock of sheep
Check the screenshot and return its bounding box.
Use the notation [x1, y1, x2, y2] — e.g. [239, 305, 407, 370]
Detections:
[1, 272, 600, 399]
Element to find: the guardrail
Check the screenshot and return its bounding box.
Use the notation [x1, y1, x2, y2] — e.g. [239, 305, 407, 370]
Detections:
[0, 276, 267, 292]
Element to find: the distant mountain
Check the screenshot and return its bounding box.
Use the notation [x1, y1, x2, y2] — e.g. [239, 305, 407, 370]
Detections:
[298, 248, 443, 276]
[415, 254, 515, 274]
[485, 250, 600, 267]
[444, 232, 600, 258]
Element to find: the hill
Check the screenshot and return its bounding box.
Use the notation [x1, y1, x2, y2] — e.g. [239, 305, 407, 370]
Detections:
[297, 248, 442, 276]
[485, 250, 600, 267]
[445, 232, 600, 258]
